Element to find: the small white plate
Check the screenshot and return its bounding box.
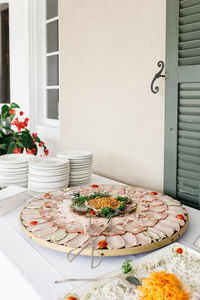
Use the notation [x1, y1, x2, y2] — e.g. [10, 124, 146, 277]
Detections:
[29, 174, 69, 183]
[58, 150, 92, 159]
[29, 157, 69, 168]
[0, 154, 29, 164]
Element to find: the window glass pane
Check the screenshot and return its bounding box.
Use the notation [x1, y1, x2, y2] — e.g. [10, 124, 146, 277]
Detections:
[47, 21, 58, 53]
[46, 0, 58, 20]
[47, 89, 59, 119]
[47, 55, 59, 86]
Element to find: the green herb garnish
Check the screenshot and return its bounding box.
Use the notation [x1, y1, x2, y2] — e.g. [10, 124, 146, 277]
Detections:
[116, 196, 132, 204]
[89, 192, 109, 199]
[119, 202, 126, 211]
[122, 259, 132, 274]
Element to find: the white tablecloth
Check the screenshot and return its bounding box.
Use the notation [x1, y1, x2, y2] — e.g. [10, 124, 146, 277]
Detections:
[0, 174, 199, 300]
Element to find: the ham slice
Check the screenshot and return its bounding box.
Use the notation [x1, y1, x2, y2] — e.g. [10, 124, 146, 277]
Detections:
[166, 215, 185, 226]
[149, 205, 168, 213]
[125, 222, 147, 234]
[35, 226, 57, 237]
[167, 206, 187, 215]
[56, 233, 78, 245]
[103, 225, 125, 236]
[167, 210, 187, 220]
[141, 195, 157, 202]
[23, 218, 47, 226]
[135, 233, 152, 245]
[41, 228, 65, 240]
[22, 213, 42, 220]
[106, 235, 125, 249]
[135, 217, 158, 227]
[66, 234, 90, 248]
[154, 223, 174, 237]
[122, 233, 137, 248]
[147, 211, 168, 220]
[65, 222, 84, 233]
[27, 222, 53, 232]
[159, 219, 180, 231]
[150, 199, 164, 206]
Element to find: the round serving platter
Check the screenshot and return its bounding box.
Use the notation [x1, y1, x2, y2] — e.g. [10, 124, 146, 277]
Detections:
[20, 184, 189, 257]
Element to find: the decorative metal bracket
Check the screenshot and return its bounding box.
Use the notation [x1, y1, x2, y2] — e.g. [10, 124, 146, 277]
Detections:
[151, 60, 165, 94]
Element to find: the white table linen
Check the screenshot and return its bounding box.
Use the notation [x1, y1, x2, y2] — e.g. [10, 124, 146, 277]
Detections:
[0, 174, 199, 300]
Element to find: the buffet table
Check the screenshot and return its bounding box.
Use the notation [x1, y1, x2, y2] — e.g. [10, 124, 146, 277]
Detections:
[0, 174, 199, 300]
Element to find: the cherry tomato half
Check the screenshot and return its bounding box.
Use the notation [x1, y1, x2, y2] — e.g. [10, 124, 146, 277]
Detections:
[91, 184, 99, 188]
[29, 221, 38, 226]
[151, 191, 157, 195]
[176, 214, 184, 220]
[176, 247, 183, 254]
[89, 211, 96, 216]
[67, 297, 78, 300]
[98, 240, 108, 248]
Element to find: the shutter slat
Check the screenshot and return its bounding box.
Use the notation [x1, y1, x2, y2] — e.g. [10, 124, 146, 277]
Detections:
[179, 40, 200, 50]
[180, 5, 200, 17]
[178, 145, 200, 156]
[178, 176, 199, 189]
[180, 0, 200, 9]
[179, 21, 200, 34]
[177, 183, 199, 197]
[179, 138, 200, 148]
[180, 13, 200, 26]
[178, 168, 199, 180]
[178, 159, 200, 172]
[179, 57, 200, 65]
[179, 31, 200, 42]
[179, 98, 200, 106]
[179, 114, 200, 123]
[179, 107, 200, 115]
[179, 82, 200, 90]
[179, 48, 200, 58]
[179, 122, 200, 131]
[179, 130, 200, 139]
[177, 192, 199, 208]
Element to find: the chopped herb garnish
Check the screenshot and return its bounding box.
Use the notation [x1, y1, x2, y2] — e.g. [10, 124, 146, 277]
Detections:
[119, 202, 126, 211]
[116, 196, 132, 204]
[122, 259, 132, 274]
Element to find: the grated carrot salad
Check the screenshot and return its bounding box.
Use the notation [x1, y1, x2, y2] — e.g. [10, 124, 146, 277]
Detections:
[137, 270, 190, 300]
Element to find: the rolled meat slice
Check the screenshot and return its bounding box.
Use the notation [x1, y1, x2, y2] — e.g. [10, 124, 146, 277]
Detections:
[150, 199, 164, 206]
[103, 225, 125, 236]
[149, 205, 168, 213]
[159, 219, 180, 231]
[56, 233, 78, 245]
[154, 223, 174, 237]
[135, 217, 158, 227]
[165, 215, 185, 226]
[34, 226, 57, 237]
[27, 222, 53, 232]
[106, 235, 125, 249]
[125, 222, 147, 234]
[147, 211, 168, 220]
[41, 228, 67, 241]
[65, 222, 84, 233]
[122, 232, 137, 248]
[66, 234, 90, 248]
[167, 206, 187, 215]
[23, 218, 47, 226]
[135, 233, 152, 245]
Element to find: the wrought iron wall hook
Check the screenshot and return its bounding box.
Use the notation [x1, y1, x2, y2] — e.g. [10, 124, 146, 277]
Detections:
[151, 60, 165, 94]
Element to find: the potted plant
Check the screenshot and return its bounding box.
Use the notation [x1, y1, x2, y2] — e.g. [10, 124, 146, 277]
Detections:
[0, 103, 49, 156]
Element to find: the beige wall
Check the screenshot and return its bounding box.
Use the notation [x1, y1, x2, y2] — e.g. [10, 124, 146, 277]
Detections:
[59, 0, 166, 191]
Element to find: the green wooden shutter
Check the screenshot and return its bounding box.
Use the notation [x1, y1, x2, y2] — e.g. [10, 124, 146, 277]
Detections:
[164, 0, 200, 209]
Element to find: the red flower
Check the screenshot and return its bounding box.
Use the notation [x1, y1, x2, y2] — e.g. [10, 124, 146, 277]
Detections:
[39, 141, 45, 147]
[32, 148, 36, 154]
[26, 148, 33, 154]
[19, 111, 24, 116]
[11, 118, 23, 132]
[44, 149, 49, 156]
[32, 133, 38, 138]
[9, 109, 15, 115]
[13, 148, 21, 154]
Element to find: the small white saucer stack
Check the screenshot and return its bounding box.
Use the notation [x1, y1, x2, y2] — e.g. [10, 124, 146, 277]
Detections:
[28, 157, 70, 195]
[0, 154, 29, 187]
[57, 150, 93, 186]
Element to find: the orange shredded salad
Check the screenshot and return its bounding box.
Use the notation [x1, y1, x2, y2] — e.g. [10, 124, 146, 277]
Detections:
[137, 270, 190, 300]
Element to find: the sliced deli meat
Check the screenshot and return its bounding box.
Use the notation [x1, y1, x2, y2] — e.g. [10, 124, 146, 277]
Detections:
[66, 234, 90, 248]
[135, 233, 152, 245]
[56, 233, 78, 245]
[103, 225, 125, 236]
[106, 235, 125, 249]
[122, 232, 137, 248]
[154, 223, 174, 237]
[149, 204, 168, 213]
[159, 219, 180, 231]
[125, 222, 147, 234]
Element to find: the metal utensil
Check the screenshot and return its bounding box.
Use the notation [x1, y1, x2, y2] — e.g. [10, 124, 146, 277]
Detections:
[67, 217, 112, 268]
[55, 274, 141, 287]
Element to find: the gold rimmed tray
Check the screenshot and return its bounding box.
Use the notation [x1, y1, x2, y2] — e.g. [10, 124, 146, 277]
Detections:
[20, 212, 188, 257]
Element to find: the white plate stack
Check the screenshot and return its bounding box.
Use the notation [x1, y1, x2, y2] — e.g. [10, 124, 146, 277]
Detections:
[57, 151, 93, 186]
[0, 154, 29, 187]
[28, 157, 70, 195]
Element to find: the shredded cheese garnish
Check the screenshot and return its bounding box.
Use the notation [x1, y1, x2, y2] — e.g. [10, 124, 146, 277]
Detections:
[137, 271, 190, 300]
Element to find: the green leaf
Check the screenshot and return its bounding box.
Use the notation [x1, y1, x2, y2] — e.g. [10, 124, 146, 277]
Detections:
[16, 141, 24, 148]
[0, 144, 7, 150]
[1, 105, 10, 120]
[20, 131, 34, 149]
[10, 102, 20, 109]
[7, 141, 17, 154]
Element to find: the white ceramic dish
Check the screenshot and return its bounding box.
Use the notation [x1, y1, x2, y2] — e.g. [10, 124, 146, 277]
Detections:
[29, 157, 69, 168]
[29, 174, 69, 183]
[58, 242, 200, 300]
[0, 154, 29, 164]
[58, 150, 92, 159]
